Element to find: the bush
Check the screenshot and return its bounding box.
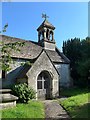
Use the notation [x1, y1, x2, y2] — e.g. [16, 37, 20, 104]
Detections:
[12, 83, 36, 103]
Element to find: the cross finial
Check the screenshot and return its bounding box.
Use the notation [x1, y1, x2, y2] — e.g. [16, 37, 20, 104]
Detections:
[42, 13, 49, 20]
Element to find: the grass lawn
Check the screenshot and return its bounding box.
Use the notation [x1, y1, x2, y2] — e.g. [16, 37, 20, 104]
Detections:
[59, 88, 90, 118]
[1, 100, 45, 118]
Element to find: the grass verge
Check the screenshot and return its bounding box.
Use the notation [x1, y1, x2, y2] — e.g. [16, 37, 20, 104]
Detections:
[1, 100, 45, 118]
[59, 88, 90, 118]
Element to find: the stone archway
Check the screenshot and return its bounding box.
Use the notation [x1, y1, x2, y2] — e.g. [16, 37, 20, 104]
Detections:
[37, 70, 52, 100]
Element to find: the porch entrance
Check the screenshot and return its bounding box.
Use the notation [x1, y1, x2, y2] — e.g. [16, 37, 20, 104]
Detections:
[37, 71, 52, 100]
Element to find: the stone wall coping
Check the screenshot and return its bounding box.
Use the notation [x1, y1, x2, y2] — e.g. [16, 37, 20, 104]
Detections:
[0, 94, 18, 103]
[0, 89, 11, 93]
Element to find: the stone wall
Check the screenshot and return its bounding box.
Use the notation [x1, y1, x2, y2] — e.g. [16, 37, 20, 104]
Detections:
[1, 51, 59, 99]
[55, 63, 71, 88]
[0, 89, 18, 109]
[2, 59, 26, 88]
[27, 51, 59, 99]
[44, 41, 55, 51]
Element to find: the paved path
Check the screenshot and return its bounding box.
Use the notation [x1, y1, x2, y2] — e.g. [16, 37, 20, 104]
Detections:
[43, 100, 70, 120]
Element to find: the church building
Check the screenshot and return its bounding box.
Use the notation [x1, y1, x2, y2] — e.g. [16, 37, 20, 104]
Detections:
[0, 16, 71, 100]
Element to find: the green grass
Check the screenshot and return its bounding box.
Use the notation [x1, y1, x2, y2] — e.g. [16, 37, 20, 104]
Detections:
[59, 88, 90, 118]
[1, 100, 45, 118]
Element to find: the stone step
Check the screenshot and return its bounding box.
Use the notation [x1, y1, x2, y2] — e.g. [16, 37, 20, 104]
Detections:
[0, 93, 18, 103]
[0, 89, 18, 109]
[0, 89, 11, 94]
[0, 101, 17, 109]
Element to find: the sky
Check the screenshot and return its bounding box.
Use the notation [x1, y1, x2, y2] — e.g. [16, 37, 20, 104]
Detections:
[1, 2, 88, 51]
[0, 0, 89, 2]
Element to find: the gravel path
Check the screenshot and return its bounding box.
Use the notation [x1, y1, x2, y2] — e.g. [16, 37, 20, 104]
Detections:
[43, 100, 70, 120]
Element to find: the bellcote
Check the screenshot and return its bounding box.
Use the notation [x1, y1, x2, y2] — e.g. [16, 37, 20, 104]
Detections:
[37, 15, 56, 51]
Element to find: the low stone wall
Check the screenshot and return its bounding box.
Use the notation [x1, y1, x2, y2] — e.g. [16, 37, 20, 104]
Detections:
[0, 101, 16, 109]
[0, 89, 18, 109]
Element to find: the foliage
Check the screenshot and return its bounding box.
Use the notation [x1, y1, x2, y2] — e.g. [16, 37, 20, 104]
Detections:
[77, 59, 90, 87]
[59, 88, 90, 118]
[1, 41, 25, 71]
[12, 83, 36, 103]
[0, 24, 25, 72]
[62, 37, 90, 87]
[1, 100, 45, 118]
[0, 23, 8, 33]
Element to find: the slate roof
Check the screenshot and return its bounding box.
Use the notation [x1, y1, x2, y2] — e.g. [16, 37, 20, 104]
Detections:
[1, 35, 42, 59]
[37, 20, 55, 31]
[0, 35, 70, 64]
[45, 50, 64, 63]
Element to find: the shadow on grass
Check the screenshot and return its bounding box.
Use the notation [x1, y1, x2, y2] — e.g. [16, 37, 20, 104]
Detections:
[60, 87, 89, 97]
[72, 102, 90, 118]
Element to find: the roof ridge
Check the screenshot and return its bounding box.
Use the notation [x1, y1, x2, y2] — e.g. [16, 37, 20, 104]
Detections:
[44, 20, 54, 26]
[44, 49, 60, 75]
[1, 34, 38, 44]
[1, 35, 70, 63]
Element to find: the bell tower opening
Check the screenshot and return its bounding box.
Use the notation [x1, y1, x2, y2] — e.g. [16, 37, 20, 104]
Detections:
[46, 29, 49, 40]
[37, 14, 56, 51]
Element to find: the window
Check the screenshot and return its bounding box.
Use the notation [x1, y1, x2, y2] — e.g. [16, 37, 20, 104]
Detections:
[37, 71, 51, 90]
[50, 31, 53, 41]
[37, 81, 42, 89]
[40, 32, 44, 41]
[46, 29, 49, 40]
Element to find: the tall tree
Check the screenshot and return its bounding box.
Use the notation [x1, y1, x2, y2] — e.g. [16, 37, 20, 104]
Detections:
[62, 37, 90, 87]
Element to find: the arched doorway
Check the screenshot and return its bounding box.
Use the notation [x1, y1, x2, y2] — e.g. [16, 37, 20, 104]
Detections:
[37, 71, 52, 100]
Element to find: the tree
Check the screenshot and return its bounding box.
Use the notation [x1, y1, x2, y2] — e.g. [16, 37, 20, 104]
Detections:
[77, 59, 90, 87]
[63, 38, 81, 83]
[77, 37, 90, 87]
[62, 37, 90, 87]
[0, 24, 25, 73]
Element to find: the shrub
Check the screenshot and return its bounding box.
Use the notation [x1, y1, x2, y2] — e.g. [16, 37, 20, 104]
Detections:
[12, 83, 36, 103]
